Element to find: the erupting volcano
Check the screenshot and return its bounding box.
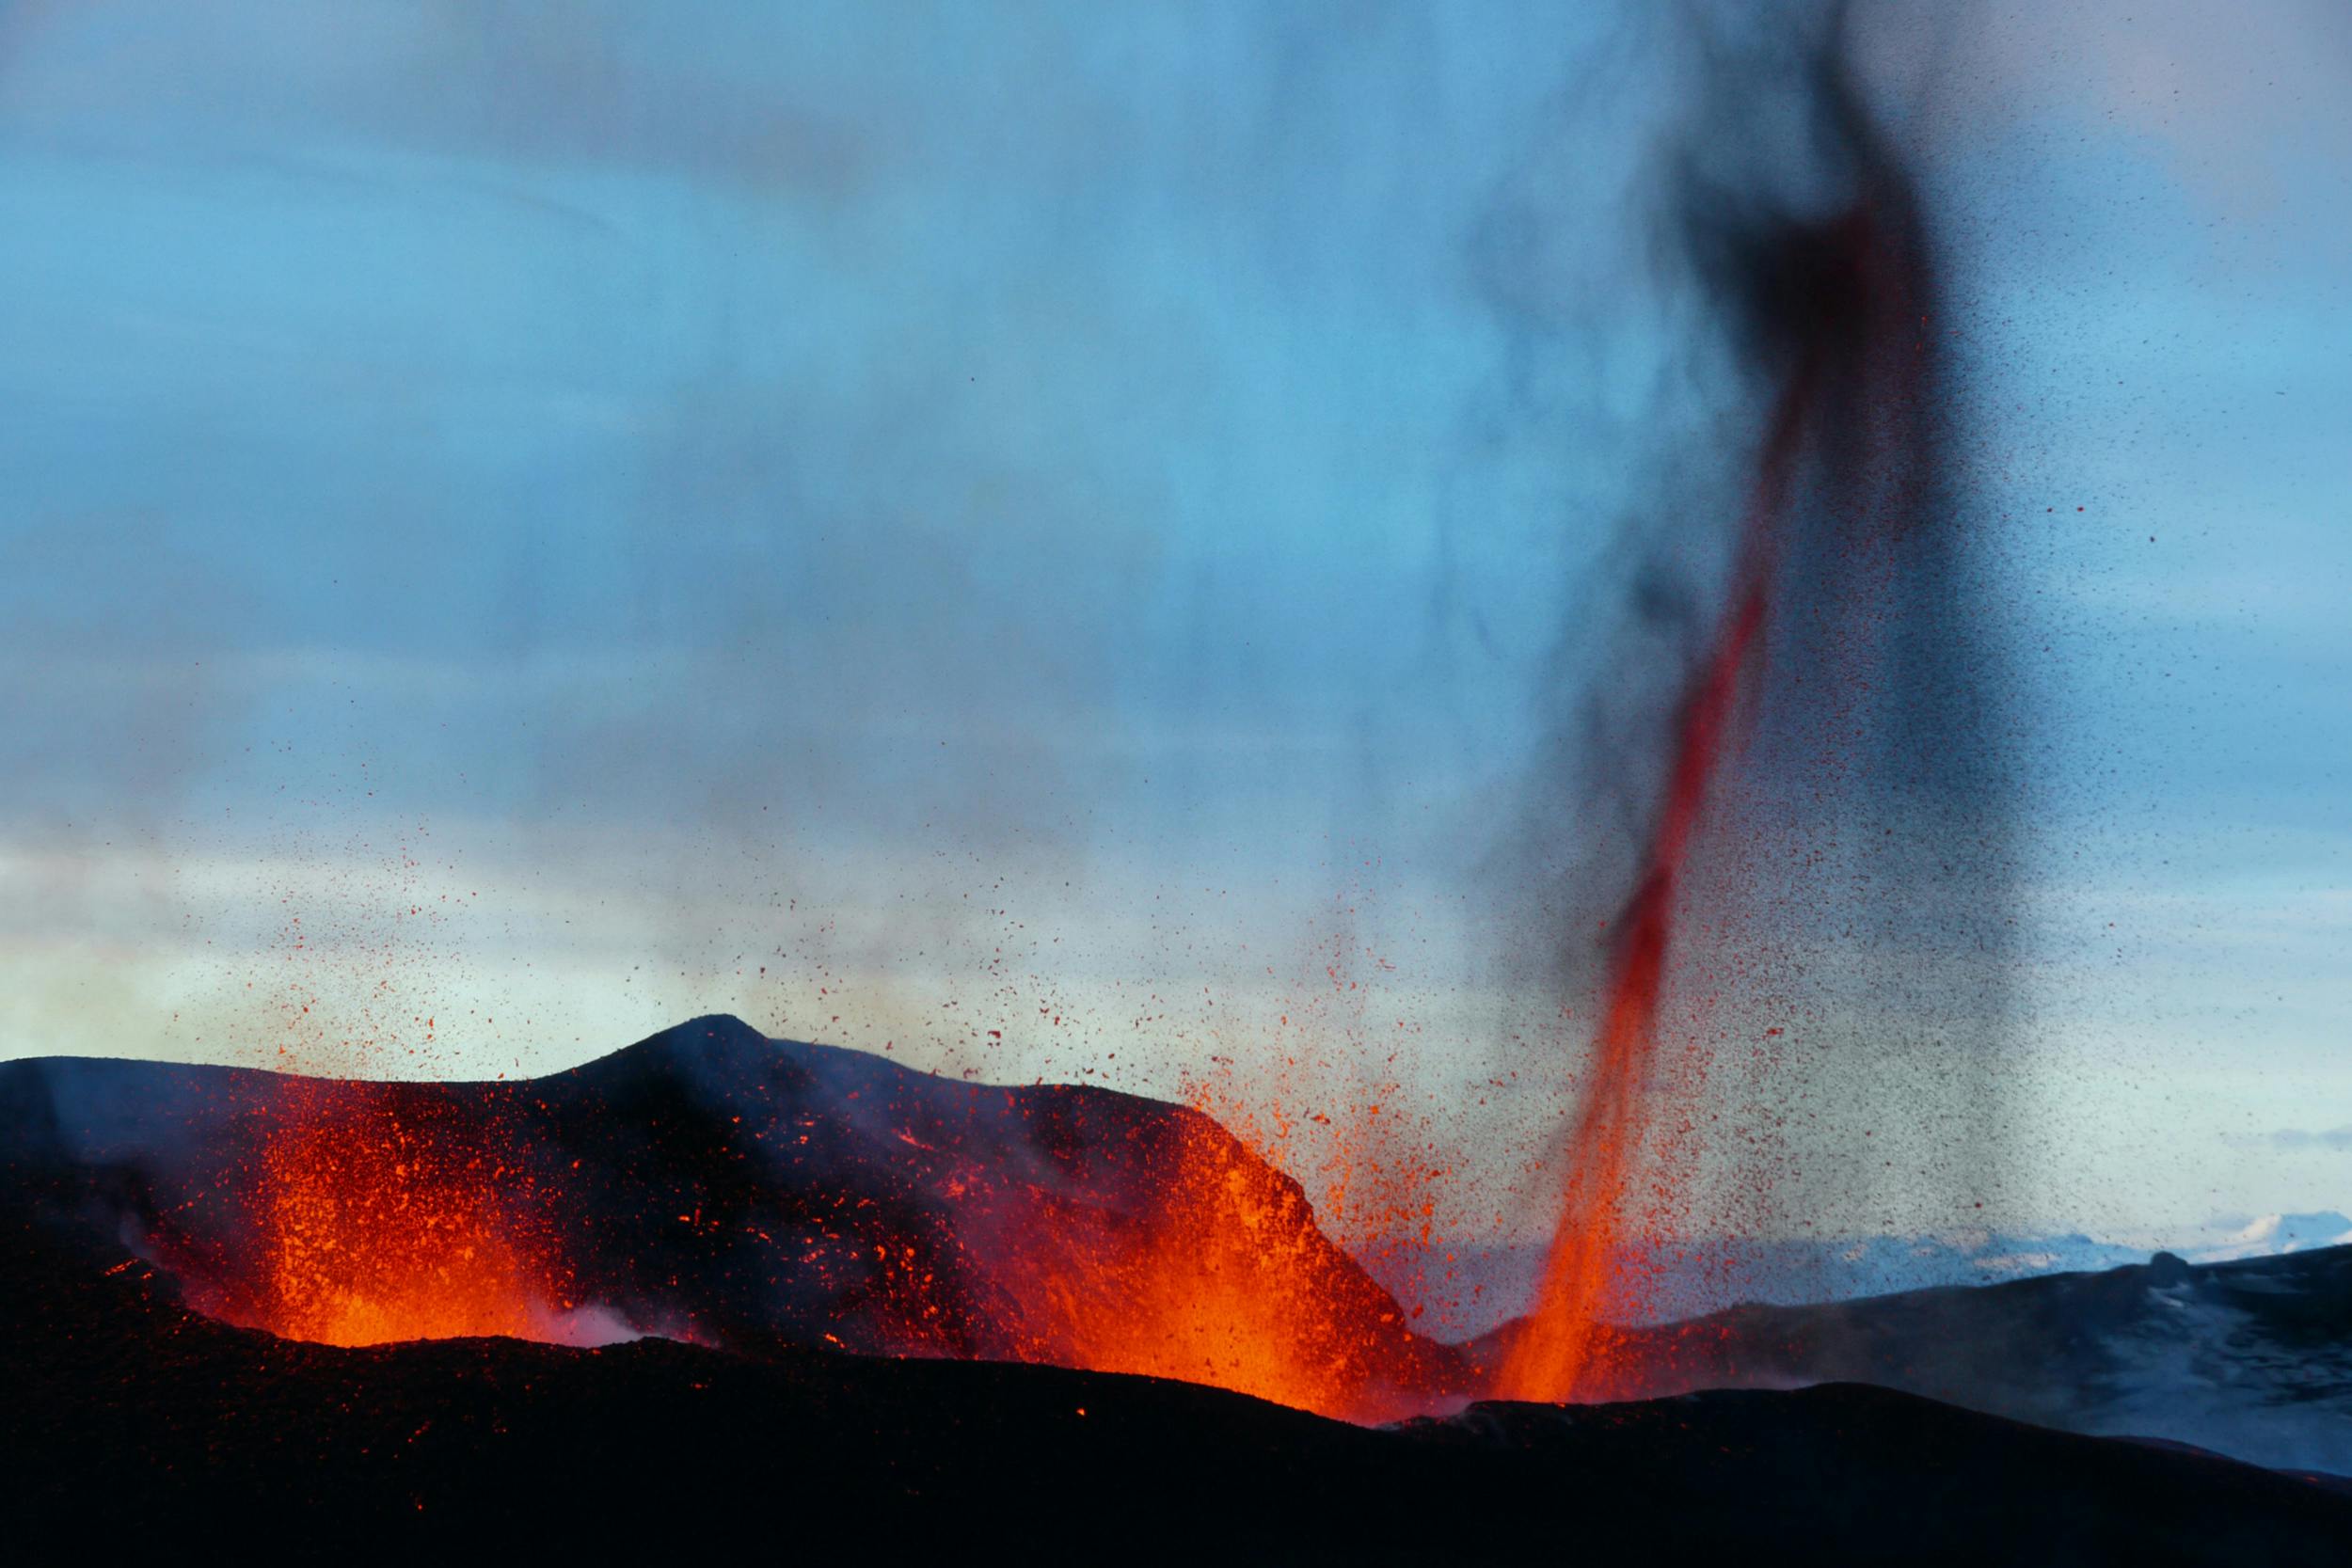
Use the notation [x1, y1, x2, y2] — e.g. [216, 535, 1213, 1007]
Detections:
[9, 1020, 2351, 1557]
[7, 0, 2344, 1558]
[28, 1019, 1469, 1423]
[24, 10, 1991, 1430]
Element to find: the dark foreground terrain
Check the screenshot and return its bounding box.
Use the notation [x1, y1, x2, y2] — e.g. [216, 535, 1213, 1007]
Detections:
[5, 1188, 2348, 1563]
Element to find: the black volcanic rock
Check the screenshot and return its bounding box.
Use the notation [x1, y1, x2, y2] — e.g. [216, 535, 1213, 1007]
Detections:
[1, 1211, 2345, 1563]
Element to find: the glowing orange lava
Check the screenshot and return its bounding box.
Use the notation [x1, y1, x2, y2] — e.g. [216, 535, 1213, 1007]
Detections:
[1006, 1108, 1456, 1422]
[224, 1087, 564, 1347]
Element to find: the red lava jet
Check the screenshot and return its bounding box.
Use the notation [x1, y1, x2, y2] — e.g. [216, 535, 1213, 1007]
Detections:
[1496, 377, 1809, 1402]
[1498, 63, 1953, 1398]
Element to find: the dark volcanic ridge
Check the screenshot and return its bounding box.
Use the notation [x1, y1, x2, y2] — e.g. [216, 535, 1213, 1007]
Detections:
[3, 1206, 2347, 1562]
[4, 1014, 1470, 1420]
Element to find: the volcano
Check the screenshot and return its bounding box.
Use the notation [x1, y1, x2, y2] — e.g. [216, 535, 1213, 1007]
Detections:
[4, 1018, 2348, 1559]
[4, 1015, 1470, 1421]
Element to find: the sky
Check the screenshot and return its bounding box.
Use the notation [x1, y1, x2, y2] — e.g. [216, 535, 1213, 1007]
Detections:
[1, 0, 2345, 1248]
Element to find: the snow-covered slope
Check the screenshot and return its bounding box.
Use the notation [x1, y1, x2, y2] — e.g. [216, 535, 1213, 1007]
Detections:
[2187, 1212, 2352, 1263]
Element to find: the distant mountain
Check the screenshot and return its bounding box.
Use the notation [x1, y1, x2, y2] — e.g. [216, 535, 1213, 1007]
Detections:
[1478, 1245, 2352, 1477]
[2187, 1212, 2352, 1263]
[1365, 1229, 2155, 1338]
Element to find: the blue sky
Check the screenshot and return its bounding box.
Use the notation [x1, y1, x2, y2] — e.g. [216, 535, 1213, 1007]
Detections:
[1, 1, 2344, 1245]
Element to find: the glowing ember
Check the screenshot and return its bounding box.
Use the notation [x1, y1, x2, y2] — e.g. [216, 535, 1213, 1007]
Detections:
[212, 1087, 567, 1347]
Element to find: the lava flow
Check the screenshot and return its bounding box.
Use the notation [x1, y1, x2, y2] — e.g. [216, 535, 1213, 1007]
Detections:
[108, 1022, 1462, 1421]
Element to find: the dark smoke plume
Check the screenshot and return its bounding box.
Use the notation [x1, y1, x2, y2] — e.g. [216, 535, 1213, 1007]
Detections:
[1490, 2, 2021, 1395]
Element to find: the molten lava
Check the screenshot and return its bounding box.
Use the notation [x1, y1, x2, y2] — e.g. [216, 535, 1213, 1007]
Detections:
[210, 1086, 566, 1347]
[1005, 1106, 1454, 1422]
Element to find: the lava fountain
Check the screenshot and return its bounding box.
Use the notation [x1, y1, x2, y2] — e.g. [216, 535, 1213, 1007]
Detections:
[162, 1081, 579, 1348]
[1498, 27, 1961, 1401]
